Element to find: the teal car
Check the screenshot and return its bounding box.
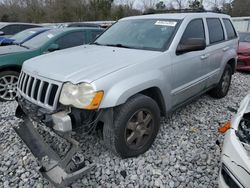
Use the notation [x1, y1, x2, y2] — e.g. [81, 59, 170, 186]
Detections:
[0, 27, 104, 101]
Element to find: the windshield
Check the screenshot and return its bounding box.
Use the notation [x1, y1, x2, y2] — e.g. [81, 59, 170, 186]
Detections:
[11, 29, 40, 44]
[94, 19, 179, 51]
[0, 24, 6, 29]
[239, 33, 250, 42]
[22, 30, 61, 49]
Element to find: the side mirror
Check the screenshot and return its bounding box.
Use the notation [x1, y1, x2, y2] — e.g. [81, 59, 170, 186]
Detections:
[176, 38, 206, 55]
[47, 43, 59, 52]
[0, 31, 4, 36]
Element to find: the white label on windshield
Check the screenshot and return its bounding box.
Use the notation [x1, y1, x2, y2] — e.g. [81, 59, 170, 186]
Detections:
[47, 34, 54, 38]
[29, 31, 36, 34]
[155, 21, 177, 27]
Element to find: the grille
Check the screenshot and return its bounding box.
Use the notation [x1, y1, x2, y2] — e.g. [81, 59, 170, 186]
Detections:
[17, 70, 62, 111]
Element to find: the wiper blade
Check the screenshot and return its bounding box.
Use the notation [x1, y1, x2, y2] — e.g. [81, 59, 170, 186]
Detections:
[91, 42, 102, 46]
[15, 43, 30, 49]
[105, 44, 131, 49]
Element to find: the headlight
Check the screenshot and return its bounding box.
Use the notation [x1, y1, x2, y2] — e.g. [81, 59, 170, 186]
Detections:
[59, 82, 103, 109]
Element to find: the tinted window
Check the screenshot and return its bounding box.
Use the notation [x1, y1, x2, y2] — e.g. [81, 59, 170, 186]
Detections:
[239, 33, 250, 42]
[1, 25, 21, 35]
[91, 31, 102, 41]
[20, 24, 39, 31]
[180, 19, 205, 43]
[55, 31, 85, 49]
[207, 18, 225, 44]
[223, 19, 237, 40]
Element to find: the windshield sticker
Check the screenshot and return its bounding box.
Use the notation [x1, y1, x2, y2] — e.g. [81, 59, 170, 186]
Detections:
[47, 34, 54, 38]
[29, 31, 36, 34]
[155, 21, 177, 27]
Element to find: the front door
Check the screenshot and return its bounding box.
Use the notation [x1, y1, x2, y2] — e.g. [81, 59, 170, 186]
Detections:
[171, 18, 208, 106]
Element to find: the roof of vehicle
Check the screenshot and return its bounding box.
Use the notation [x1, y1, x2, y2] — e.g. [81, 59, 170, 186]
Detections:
[122, 12, 231, 21]
[38, 27, 104, 37]
[55, 27, 104, 32]
[21, 27, 51, 32]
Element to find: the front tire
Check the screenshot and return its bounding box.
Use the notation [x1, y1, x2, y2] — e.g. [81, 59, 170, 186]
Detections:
[0, 71, 19, 101]
[103, 94, 161, 158]
[209, 64, 232, 99]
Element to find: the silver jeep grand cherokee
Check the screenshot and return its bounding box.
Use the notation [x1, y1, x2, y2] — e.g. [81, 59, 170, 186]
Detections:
[14, 13, 238, 186]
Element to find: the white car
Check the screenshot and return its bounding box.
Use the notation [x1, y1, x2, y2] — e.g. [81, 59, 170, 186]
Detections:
[219, 93, 250, 188]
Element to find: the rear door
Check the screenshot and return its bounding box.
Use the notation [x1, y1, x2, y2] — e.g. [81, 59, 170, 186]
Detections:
[172, 18, 208, 106]
[205, 18, 226, 85]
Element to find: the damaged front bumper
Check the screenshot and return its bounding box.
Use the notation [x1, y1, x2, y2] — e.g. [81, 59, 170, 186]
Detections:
[14, 106, 95, 187]
[219, 94, 250, 188]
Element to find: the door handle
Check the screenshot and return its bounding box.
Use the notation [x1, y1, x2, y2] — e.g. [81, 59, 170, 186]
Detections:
[200, 54, 210, 60]
[223, 47, 230, 52]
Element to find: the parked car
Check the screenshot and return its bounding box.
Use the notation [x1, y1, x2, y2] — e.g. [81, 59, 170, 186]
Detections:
[237, 32, 250, 71]
[0, 27, 50, 46]
[14, 13, 238, 186]
[0, 22, 41, 38]
[0, 27, 104, 101]
[58, 21, 115, 29]
[218, 93, 250, 188]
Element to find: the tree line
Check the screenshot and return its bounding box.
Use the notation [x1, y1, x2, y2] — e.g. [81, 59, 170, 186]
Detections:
[0, 0, 249, 23]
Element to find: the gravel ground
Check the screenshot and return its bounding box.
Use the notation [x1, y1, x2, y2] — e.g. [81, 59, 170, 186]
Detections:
[0, 72, 249, 188]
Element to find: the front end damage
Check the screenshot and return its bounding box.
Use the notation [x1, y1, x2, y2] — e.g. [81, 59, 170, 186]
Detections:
[219, 94, 250, 188]
[13, 97, 112, 187]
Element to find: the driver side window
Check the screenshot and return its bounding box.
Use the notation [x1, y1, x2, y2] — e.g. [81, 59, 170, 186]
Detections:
[180, 19, 205, 44]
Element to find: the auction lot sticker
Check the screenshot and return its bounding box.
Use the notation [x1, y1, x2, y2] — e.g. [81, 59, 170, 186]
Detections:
[155, 20, 177, 27]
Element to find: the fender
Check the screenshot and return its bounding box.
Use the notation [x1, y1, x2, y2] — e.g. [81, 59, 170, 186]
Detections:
[97, 69, 172, 111]
[220, 47, 237, 76]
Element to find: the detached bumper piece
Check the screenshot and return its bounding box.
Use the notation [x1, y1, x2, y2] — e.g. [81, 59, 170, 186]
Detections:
[221, 164, 242, 188]
[13, 117, 95, 187]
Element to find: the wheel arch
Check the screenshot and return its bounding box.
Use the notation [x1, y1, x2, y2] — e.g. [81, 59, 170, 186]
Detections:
[138, 87, 167, 116]
[0, 65, 22, 73]
[226, 58, 236, 74]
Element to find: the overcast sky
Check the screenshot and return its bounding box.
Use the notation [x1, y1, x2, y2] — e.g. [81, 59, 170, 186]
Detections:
[114, 0, 227, 10]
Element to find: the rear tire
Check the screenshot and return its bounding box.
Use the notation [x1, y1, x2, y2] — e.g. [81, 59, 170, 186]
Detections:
[0, 70, 19, 101]
[103, 94, 160, 158]
[209, 64, 232, 99]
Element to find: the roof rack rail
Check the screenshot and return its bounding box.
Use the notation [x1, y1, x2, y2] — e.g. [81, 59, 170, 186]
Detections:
[143, 8, 222, 15]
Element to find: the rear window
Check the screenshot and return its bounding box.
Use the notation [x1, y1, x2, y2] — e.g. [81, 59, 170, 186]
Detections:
[223, 19, 237, 40]
[206, 18, 225, 44]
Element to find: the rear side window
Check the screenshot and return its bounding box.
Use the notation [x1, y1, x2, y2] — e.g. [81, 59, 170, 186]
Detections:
[20, 24, 40, 31]
[223, 19, 237, 40]
[55, 31, 85, 50]
[180, 19, 205, 43]
[1, 25, 21, 35]
[207, 18, 225, 44]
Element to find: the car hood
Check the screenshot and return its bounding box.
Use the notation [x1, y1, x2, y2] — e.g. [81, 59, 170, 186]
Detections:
[238, 42, 250, 53]
[0, 45, 29, 55]
[23, 45, 161, 83]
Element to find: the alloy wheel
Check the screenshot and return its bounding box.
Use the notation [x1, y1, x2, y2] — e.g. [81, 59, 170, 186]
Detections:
[125, 109, 153, 150]
[221, 70, 230, 94]
[0, 75, 19, 101]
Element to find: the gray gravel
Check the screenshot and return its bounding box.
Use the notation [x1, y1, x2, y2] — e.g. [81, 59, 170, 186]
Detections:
[0, 72, 250, 188]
